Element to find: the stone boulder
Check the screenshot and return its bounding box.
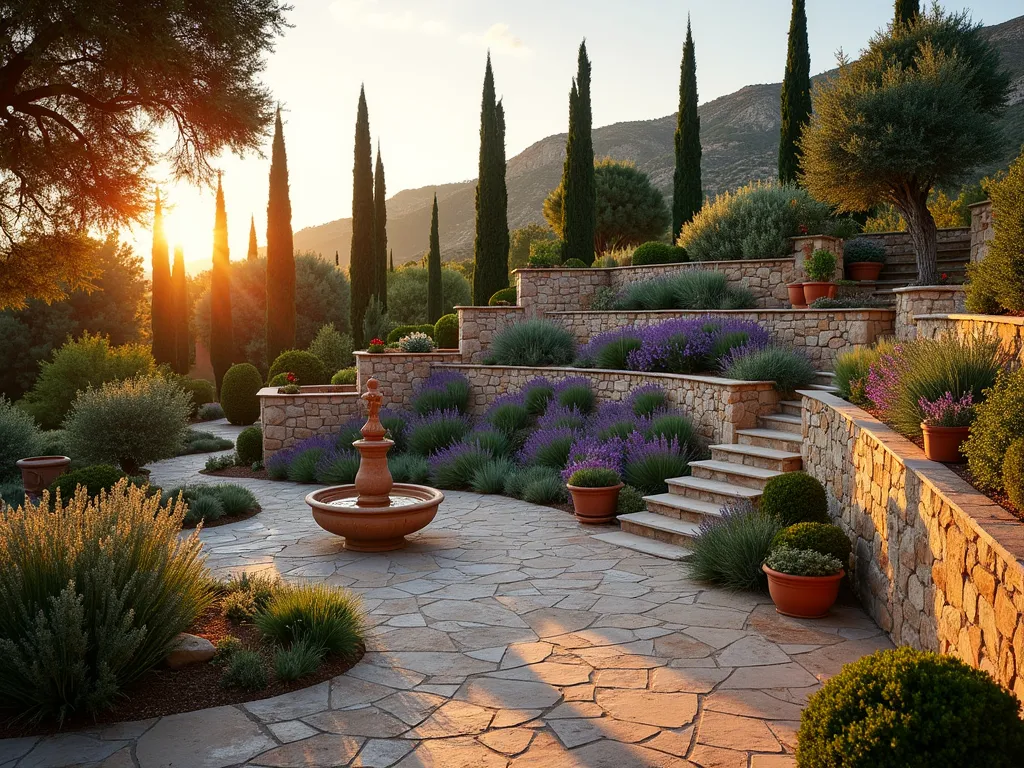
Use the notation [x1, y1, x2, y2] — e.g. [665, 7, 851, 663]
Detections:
[165, 633, 216, 669]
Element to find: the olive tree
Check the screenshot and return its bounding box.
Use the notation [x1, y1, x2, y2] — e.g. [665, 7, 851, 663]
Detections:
[800, 10, 1009, 285]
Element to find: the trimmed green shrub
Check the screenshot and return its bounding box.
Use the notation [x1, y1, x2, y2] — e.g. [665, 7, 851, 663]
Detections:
[489, 287, 518, 305]
[615, 485, 646, 516]
[236, 426, 263, 465]
[213, 635, 242, 664]
[177, 429, 234, 455]
[171, 376, 216, 417]
[490, 320, 575, 367]
[1003, 439, 1024, 510]
[197, 402, 225, 421]
[389, 454, 430, 484]
[470, 458, 517, 494]
[256, 583, 364, 656]
[275, 639, 324, 681]
[220, 363, 263, 426]
[268, 349, 327, 386]
[724, 346, 817, 394]
[843, 237, 886, 264]
[772, 522, 851, 566]
[49, 464, 126, 501]
[797, 647, 1024, 767]
[528, 239, 564, 267]
[407, 413, 471, 456]
[0, 481, 212, 723]
[307, 323, 353, 375]
[531, 433, 575, 469]
[964, 368, 1024, 491]
[631, 241, 687, 266]
[221, 650, 267, 691]
[64, 376, 191, 475]
[331, 367, 357, 385]
[561, 258, 588, 268]
[433, 314, 459, 349]
[759, 471, 829, 526]
[688, 502, 783, 591]
[0, 396, 42, 482]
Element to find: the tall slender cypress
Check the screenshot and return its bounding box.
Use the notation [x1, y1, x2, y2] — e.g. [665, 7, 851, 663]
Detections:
[209, 174, 234, 396]
[265, 108, 295, 364]
[150, 190, 175, 366]
[247, 216, 258, 260]
[373, 144, 388, 309]
[389, 250, 394, 272]
[778, 0, 811, 184]
[894, 0, 918, 25]
[472, 55, 509, 305]
[562, 41, 596, 265]
[427, 193, 442, 323]
[673, 20, 702, 239]
[335, 251, 339, 267]
[171, 245, 189, 375]
[350, 86, 375, 346]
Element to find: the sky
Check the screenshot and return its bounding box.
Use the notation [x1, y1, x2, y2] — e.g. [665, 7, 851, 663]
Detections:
[131, 0, 1022, 274]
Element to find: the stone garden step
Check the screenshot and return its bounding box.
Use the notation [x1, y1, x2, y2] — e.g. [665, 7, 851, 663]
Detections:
[590, 530, 690, 560]
[666, 475, 761, 506]
[709, 443, 803, 472]
[619, 512, 702, 548]
[807, 383, 841, 394]
[757, 412, 802, 435]
[689, 459, 782, 490]
[643, 493, 724, 524]
[813, 371, 835, 384]
[779, 400, 803, 416]
[736, 428, 803, 452]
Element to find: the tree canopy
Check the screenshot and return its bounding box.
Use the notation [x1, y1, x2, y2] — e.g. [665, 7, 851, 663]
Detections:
[0, 0, 290, 309]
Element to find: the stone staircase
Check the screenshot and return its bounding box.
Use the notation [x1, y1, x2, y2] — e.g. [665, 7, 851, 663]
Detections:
[593, 372, 838, 560]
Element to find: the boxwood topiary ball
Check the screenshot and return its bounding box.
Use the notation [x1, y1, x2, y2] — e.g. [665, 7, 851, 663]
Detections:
[771, 521, 851, 566]
[434, 314, 459, 349]
[797, 647, 1024, 767]
[267, 350, 327, 386]
[220, 363, 263, 426]
[236, 426, 263, 466]
[759, 471, 829, 526]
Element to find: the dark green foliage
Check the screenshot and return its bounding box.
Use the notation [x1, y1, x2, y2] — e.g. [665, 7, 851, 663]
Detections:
[489, 287, 517, 305]
[964, 369, 1024, 491]
[49, 464, 126, 501]
[468, 429, 511, 457]
[967, 149, 1024, 314]
[412, 378, 469, 416]
[173, 376, 215, 418]
[256, 583, 364, 656]
[895, 0, 919, 25]
[0, 397, 42, 482]
[557, 383, 595, 414]
[623, 452, 691, 495]
[287, 449, 323, 483]
[523, 383, 554, 416]
[434, 314, 459, 349]
[724, 346, 817, 394]
[562, 258, 587, 268]
[487, 403, 532, 435]
[528, 239, 563, 267]
[490, 320, 575, 367]
[221, 650, 267, 691]
[470, 458, 517, 494]
[267, 373, 288, 387]
[772, 522, 852, 565]
[505, 466, 569, 505]
[759, 471, 829, 526]
[616, 485, 647, 516]
[805, 249, 837, 281]
[562, 41, 596, 265]
[631, 242, 687, 266]
[430, 445, 492, 490]
[797, 647, 1024, 767]
[266, 110, 296, 363]
[248, 217, 258, 261]
[647, 414, 696, 449]
[373, 147, 388, 310]
[150, 193, 175, 367]
[1003, 439, 1024, 510]
[307, 323, 353, 376]
[236, 426, 263, 465]
[533, 435, 575, 470]
[315, 453, 359, 485]
[688, 503, 783, 590]
[268, 350, 327, 386]
[843, 237, 886, 264]
[219, 363, 263, 426]
[208, 484, 258, 517]
[331, 368, 357, 385]
[387, 267, 471, 326]
[408, 415, 471, 456]
[275, 639, 324, 682]
[350, 87, 375, 348]
[593, 336, 642, 370]
[427, 194, 442, 322]
[473, 55, 510, 304]
[210, 176, 234, 396]
[177, 430, 233, 456]
[389, 454, 429, 484]
[631, 389, 668, 417]
[809, 297, 890, 310]
[673, 20, 702, 237]
[779, 0, 811, 184]
[567, 467, 620, 488]
[833, 341, 895, 405]
[509, 224, 556, 272]
[765, 546, 842, 576]
[613, 271, 755, 312]
[184, 494, 224, 525]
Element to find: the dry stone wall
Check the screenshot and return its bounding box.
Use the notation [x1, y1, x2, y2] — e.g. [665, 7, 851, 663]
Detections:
[259, 386, 361, 459]
[354, 351, 464, 412]
[457, 306, 525, 363]
[893, 286, 966, 340]
[969, 201, 994, 264]
[802, 392, 1024, 701]
[916, 314, 1024, 370]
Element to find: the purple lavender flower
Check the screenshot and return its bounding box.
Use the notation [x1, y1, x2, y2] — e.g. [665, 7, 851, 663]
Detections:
[865, 347, 909, 413]
[427, 441, 482, 472]
[919, 391, 975, 428]
[591, 401, 640, 439]
[553, 376, 593, 394]
[625, 317, 770, 375]
[623, 430, 683, 463]
[265, 434, 338, 478]
[561, 433, 625, 481]
[537, 404, 588, 431]
[416, 369, 470, 395]
[518, 426, 579, 467]
[577, 329, 643, 367]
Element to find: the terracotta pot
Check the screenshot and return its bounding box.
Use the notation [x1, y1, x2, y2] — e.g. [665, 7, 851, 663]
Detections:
[16, 455, 71, 498]
[787, 283, 807, 309]
[846, 262, 883, 282]
[802, 282, 835, 304]
[763, 565, 845, 618]
[921, 424, 970, 463]
[567, 482, 623, 524]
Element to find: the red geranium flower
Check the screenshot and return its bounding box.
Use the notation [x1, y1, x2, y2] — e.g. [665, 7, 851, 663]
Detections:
[286, 372, 297, 383]
[370, 338, 384, 346]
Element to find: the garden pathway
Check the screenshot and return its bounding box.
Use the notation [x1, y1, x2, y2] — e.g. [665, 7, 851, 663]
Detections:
[1, 421, 892, 768]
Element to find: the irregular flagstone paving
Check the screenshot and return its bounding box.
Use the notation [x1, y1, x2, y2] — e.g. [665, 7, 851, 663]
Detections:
[2, 422, 892, 767]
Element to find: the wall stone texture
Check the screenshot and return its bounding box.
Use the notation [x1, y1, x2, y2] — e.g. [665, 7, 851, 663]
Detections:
[969, 201, 994, 264]
[916, 313, 1024, 370]
[791, 235, 844, 282]
[457, 306, 525, 363]
[259, 386, 361, 459]
[802, 392, 1024, 702]
[354, 351, 464, 411]
[893, 285, 966, 340]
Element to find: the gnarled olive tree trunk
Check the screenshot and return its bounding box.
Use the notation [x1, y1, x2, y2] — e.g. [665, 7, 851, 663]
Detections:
[893, 188, 939, 286]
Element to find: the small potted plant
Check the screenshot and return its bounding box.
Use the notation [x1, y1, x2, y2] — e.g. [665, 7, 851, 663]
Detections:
[763, 546, 845, 618]
[919, 391, 974, 463]
[277, 372, 300, 394]
[843, 237, 886, 282]
[564, 466, 623, 524]
[367, 337, 387, 354]
[789, 243, 810, 308]
[803, 249, 838, 304]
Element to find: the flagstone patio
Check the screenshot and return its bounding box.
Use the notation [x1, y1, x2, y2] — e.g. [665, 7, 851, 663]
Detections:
[0, 422, 891, 768]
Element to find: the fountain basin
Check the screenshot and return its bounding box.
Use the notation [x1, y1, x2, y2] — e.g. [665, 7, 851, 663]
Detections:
[305, 484, 444, 552]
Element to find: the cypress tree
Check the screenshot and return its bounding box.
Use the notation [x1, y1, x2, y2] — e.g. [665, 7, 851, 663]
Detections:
[673, 19, 702, 239]
[335, 250, 339, 267]
[247, 215, 258, 260]
[373, 143, 388, 309]
[171, 245, 189, 374]
[350, 86, 375, 347]
[265, 108, 295, 364]
[563, 41, 596, 265]
[427, 193, 442, 323]
[150, 190, 175, 366]
[209, 174, 234, 396]
[779, 0, 811, 184]
[895, 0, 919, 25]
[472, 55, 510, 305]
[389, 250, 394, 272]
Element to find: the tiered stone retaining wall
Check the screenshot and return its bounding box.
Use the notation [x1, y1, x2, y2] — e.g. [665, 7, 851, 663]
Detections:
[893, 285, 966, 340]
[354, 351, 464, 412]
[259, 386, 361, 459]
[548, 309, 895, 370]
[457, 306, 524, 363]
[802, 391, 1024, 701]
[436, 364, 778, 445]
[916, 314, 1024, 370]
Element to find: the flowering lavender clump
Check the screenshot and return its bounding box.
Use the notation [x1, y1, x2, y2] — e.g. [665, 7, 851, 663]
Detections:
[561, 433, 624, 481]
[628, 384, 669, 417]
[621, 430, 692, 494]
[520, 376, 555, 416]
[864, 346, 909, 413]
[411, 370, 470, 415]
[265, 434, 337, 480]
[537, 404, 588, 431]
[919, 391, 975, 428]
[577, 329, 643, 370]
[406, 408, 473, 456]
[518, 426, 579, 469]
[428, 441, 492, 489]
[553, 376, 596, 413]
[625, 317, 770, 375]
[591, 401, 640, 440]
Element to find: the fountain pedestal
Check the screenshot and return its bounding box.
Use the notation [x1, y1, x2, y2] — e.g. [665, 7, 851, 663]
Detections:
[305, 378, 444, 551]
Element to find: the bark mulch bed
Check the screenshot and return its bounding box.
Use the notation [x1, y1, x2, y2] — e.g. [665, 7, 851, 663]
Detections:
[0, 599, 364, 739]
[202, 465, 269, 481]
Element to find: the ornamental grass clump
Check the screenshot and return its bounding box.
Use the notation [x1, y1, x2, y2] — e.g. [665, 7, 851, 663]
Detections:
[428, 442, 492, 489]
[577, 329, 643, 370]
[388, 454, 429, 484]
[628, 385, 669, 417]
[411, 370, 470, 415]
[723, 345, 816, 394]
[538, 404, 588, 431]
[504, 466, 567, 503]
[407, 409, 472, 456]
[314, 450, 360, 484]
[0, 480, 212, 724]
[521, 377, 555, 416]
[518, 426, 578, 470]
[622, 432, 692, 494]
[489, 320, 576, 367]
[485, 396, 532, 435]
[255, 583, 364, 657]
[554, 377, 596, 413]
[466, 428, 512, 457]
[646, 413, 697, 449]
[688, 500, 783, 591]
[471, 458, 517, 494]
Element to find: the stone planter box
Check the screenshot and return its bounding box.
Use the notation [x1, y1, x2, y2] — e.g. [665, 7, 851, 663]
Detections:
[916, 313, 1024, 370]
[259, 386, 362, 459]
[893, 285, 966, 340]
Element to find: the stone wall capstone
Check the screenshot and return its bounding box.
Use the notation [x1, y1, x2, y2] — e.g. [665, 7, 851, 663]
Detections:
[259, 386, 362, 459]
[893, 286, 966, 340]
[802, 391, 1024, 702]
[916, 314, 1024, 370]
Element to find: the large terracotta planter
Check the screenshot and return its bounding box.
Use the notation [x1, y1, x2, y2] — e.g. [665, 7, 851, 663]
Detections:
[846, 262, 883, 282]
[567, 482, 623, 524]
[763, 565, 844, 618]
[787, 283, 807, 309]
[802, 282, 837, 304]
[16, 455, 71, 499]
[921, 424, 970, 463]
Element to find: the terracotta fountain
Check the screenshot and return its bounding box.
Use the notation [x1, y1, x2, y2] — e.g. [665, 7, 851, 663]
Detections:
[305, 378, 444, 551]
